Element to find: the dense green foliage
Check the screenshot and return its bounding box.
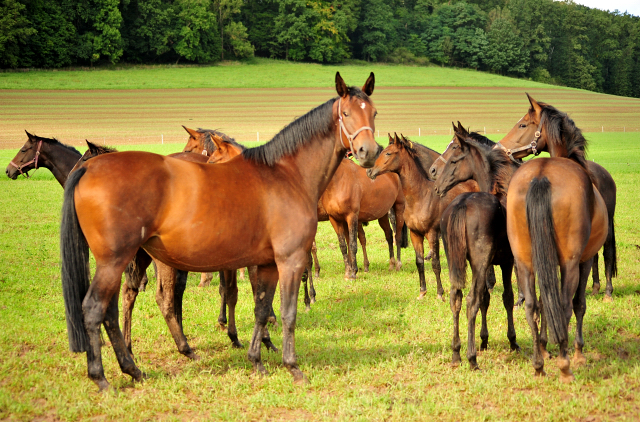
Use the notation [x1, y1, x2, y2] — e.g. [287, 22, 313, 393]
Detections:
[1, 0, 639, 97]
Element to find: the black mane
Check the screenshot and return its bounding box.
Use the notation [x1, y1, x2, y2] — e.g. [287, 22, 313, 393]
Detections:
[196, 128, 237, 154]
[398, 135, 433, 181]
[32, 134, 80, 156]
[538, 103, 589, 169]
[464, 135, 520, 202]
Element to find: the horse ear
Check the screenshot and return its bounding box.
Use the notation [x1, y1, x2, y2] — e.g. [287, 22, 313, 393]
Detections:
[393, 132, 401, 146]
[526, 93, 542, 116]
[387, 133, 394, 145]
[335, 72, 348, 97]
[456, 121, 469, 137]
[25, 130, 35, 140]
[182, 125, 198, 138]
[210, 134, 225, 150]
[362, 72, 375, 96]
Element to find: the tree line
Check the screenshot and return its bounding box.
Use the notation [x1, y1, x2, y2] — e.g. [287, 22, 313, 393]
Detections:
[1, 0, 639, 98]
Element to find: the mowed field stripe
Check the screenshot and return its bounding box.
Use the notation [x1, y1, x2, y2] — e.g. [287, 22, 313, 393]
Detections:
[1, 87, 639, 149]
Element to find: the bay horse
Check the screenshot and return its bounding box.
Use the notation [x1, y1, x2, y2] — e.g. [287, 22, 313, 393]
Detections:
[60, 72, 379, 390]
[318, 154, 408, 280]
[434, 123, 521, 369]
[497, 94, 608, 381]
[368, 134, 478, 300]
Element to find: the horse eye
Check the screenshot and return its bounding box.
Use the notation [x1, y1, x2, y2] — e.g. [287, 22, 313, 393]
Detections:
[385, 152, 391, 156]
[519, 124, 527, 128]
[343, 111, 348, 117]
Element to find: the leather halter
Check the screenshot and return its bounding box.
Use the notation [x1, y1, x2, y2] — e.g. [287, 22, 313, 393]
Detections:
[436, 138, 456, 166]
[337, 98, 374, 157]
[495, 114, 545, 163]
[9, 140, 43, 178]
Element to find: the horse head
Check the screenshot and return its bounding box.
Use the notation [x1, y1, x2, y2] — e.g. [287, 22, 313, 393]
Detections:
[6, 131, 46, 179]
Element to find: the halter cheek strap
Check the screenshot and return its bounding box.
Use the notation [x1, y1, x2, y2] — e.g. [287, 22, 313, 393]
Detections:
[9, 140, 43, 178]
[495, 114, 545, 163]
[338, 98, 374, 156]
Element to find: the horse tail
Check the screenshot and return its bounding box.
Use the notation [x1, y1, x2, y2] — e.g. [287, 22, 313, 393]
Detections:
[445, 201, 467, 290]
[60, 167, 91, 352]
[604, 213, 617, 279]
[400, 222, 408, 248]
[526, 177, 565, 344]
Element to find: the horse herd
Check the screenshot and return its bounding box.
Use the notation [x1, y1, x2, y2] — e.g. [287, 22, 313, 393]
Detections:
[5, 73, 617, 391]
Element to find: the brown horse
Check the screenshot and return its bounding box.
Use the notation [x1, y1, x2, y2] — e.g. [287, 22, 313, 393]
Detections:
[319, 155, 407, 279]
[368, 134, 478, 300]
[498, 95, 608, 381]
[60, 72, 379, 390]
[434, 123, 521, 369]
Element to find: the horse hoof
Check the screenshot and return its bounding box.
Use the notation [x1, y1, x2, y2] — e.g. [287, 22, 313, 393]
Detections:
[603, 295, 613, 303]
[310, 298, 316, 305]
[572, 351, 587, 367]
[511, 342, 521, 352]
[253, 363, 269, 377]
[559, 371, 575, 383]
[262, 340, 278, 353]
[218, 322, 227, 331]
[305, 305, 311, 313]
[437, 294, 444, 302]
[534, 369, 546, 378]
[395, 262, 402, 271]
[290, 368, 308, 384]
[417, 291, 427, 300]
[185, 351, 201, 361]
[268, 316, 278, 328]
[314, 271, 320, 278]
[232, 340, 244, 349]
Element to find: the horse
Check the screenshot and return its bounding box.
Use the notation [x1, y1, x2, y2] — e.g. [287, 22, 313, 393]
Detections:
[59, 72, 379, 390]
[367, 134, 478, 300]
[430, 117, 617, 303]
[433, 123, 521, 369]
[496, 94, 608, 381]
[318, 154, 408, 280]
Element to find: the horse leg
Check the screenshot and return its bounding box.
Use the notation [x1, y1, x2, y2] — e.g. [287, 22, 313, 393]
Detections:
[329, 216, 350, 279]
[538, 298, 550, 359]
[122, 249, 152, 355]
[84, 264, 142, 390]
[591, 252, 600, 295]
[346, 214, 359, 279]
[450, 287, 463, 367]
[246, 265, 278, 351]
[466, 263, 488, 370]
[573, 258, 591, 367]
[238, 267, 246, 281]
[277, 250, 309, 383]
[247, 264, 280, 375]
[308, 250, 316, 304]
[154, 261, 197, 360]
[500, 261, 520, 351]
[514, 266, 525, 308]
[357, 223, 370, 272]
[301, 266, 311, 312]
[427, 229, 444, 301]
[479, 273, 491, 352]
[393, 202, 405, 271]
[175, 270, 187, 330]
[311, 240, 320, 278]
[410, 230, 427, 300]
[199, 272, 213, 288]
[557, 260, 580, 383]
[377, 215, 394, 271]
[218, 271, 227, 328]
[221, 269, 242, 348]
[519, 261, 545, 377]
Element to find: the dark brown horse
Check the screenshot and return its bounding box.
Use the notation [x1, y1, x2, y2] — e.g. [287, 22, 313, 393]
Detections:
[368, 134, 478, 300]
[498, 95, 608, 381]
[493, 95, 617, 302]
[319, 155, 407, 279]
[60, 72, 379, 390]
[434, 124, 521, 369]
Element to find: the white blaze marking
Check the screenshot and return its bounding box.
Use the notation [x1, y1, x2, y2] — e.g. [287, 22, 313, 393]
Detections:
[360, 102, 366, 109]
[141, 227, 146, 239]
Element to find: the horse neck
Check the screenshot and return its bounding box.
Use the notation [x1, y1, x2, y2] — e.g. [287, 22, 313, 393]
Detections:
[467, 148, 494, 193]
[278, 127, 346, 204]
[40, 141, 82, 187]
[397, 152, 435, 207]
[546, 140, 568, 159]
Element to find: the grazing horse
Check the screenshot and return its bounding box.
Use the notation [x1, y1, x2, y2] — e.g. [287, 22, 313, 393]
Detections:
[497, 94, 608, 381]
[6, 131, 81, 184]
[368, 134, 478, 300]
[434, 123, 521, 369]
[319, 154, 408, 279]
[60, 72, 379, 390]
[493, 95, 617, 302]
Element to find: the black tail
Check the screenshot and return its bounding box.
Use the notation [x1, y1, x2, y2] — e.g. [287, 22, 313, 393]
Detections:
[60, 167, 90, 352]
[400, 222, 408, 248]
[604, 213, 617, 280]
[526, 177, 565, 344]
[444, 202, 467, 290]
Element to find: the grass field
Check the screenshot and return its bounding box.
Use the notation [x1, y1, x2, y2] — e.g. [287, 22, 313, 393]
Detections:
[1, 61, 639, 420]
[1, 131, 639, 421]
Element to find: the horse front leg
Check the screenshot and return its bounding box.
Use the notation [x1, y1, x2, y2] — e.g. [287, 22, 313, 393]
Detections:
[221, 270, 242, 348]
[122, 248, 152, 355]
[311, 240, 320, 278]
[357, 223, 370, 272]
[154, 261, 198, 360]
[393, 203, 405, 271]
[377, 215, 394, 271]
[427, 229, 444, 301]
[591, 253, 601, 295]
[410, 230, 427, 300]
[345, 214, 359, 279]
[218, 271, 227, 328]
[247, 265, 278, 351]
[277, 250, 309, 383]
[247, 263, 280, 375]
[329, 216, 350, 279]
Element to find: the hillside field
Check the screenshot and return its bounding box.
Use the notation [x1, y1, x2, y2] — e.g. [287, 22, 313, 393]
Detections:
[1, 62, 639, 421]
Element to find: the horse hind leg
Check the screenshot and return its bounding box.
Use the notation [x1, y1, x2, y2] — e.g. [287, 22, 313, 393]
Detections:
[346, 215, 359, 279]
[377, 215, 394, 271]
[500, 261, 520, 351]
[221, 270, 243, 348]
[466, 263, 489, 370]
[311, 240, 320, 278]
[479, 277, 491, 352]
[357, 223, 370, 272]
[573, 259, 591, 367]
[199, 272, 213, 288]
[247, 265, 278, 352]
[591, 252, 601, 295]
[410, 231, 427, 300]
[427, 229, 444, 301]
[450, 287, 463, 367]
[122, 249, 152, 355]
[247, 264, 280, 376]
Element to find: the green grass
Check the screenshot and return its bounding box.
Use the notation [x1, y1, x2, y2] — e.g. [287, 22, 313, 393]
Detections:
[1, 134, 639, 420]
[0, 58, 557, 90]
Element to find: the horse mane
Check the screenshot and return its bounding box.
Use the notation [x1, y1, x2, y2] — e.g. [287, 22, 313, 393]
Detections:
[31, 133, 81, 156]
[412, 142, 441, 176]
[398, 135, 433, 181]
[537, 102, 589, 169]
[195, 128, 237, 153]
[242, 88, 370, 167]
[467, 131, 496, 147]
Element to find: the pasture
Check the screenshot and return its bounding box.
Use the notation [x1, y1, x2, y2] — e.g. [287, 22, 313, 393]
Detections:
[1, 63, 640, 420]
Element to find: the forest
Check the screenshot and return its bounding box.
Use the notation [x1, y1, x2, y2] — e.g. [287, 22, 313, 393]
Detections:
[1, 0, 639, 98]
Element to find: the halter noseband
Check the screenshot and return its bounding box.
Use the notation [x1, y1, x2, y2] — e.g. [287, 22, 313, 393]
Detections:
[495, 113, 545, 163]
[338, 98, 374, 157]
[9, 140, 43, 178]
